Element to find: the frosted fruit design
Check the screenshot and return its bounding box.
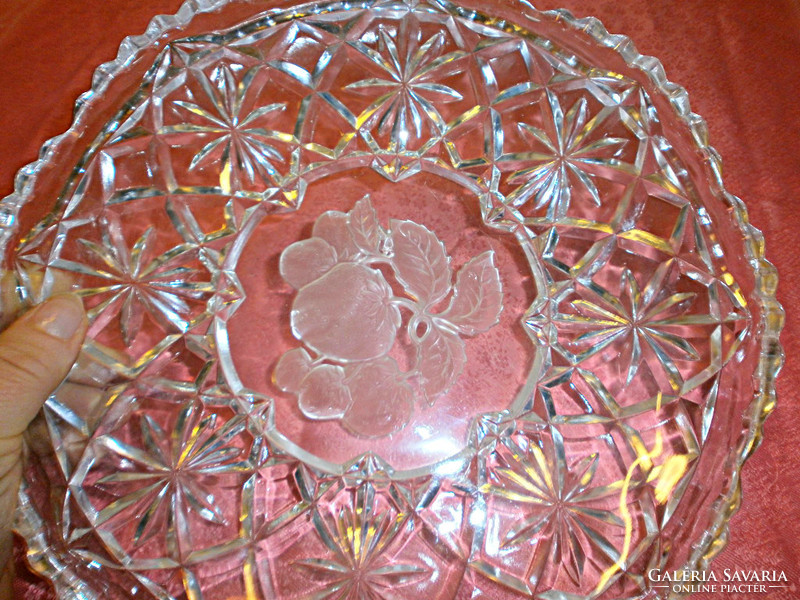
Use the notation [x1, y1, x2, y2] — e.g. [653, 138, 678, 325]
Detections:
[7, 0, 780, 597]
[273, 197, 503, 437]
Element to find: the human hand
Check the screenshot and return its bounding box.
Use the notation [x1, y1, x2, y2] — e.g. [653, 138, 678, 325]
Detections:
[0, 277, 87, 599]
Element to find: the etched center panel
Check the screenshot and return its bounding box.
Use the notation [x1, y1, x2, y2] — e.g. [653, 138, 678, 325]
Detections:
[224, 172, 537, 472]
[274, 196, 503, 437]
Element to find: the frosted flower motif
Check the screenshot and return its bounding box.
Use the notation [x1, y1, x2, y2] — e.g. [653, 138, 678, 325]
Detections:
[273, 197, 503, 437]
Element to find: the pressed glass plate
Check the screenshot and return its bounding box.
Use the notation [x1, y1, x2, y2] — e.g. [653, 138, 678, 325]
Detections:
[3, 0, 782, 598]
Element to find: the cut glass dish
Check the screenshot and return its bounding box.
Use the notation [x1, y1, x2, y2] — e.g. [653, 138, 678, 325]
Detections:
[3, 0, 782, 598]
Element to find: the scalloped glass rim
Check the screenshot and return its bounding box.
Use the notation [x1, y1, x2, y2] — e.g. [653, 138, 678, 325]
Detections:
[4, 0, 783, 597]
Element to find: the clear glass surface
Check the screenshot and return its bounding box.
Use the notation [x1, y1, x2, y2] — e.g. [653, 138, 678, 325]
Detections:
[4, 1, 781, 598]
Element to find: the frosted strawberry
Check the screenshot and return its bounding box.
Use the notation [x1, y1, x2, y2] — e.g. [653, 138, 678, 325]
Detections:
[342, 358, 414, 437]
[273, 347, 313, 393]
[279, 238, 338, 289]
[298, 364, 353, 419]
[290, 263, 401, 362]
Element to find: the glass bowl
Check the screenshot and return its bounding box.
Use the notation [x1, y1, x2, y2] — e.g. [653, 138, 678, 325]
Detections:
[4, 0, 782, 598]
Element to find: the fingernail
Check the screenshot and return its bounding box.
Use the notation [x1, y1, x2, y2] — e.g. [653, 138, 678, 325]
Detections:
[31, 294, 85, 339]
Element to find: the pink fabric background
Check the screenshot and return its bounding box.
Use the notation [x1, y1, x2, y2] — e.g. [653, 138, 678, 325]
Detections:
[1, 1, 798, 598]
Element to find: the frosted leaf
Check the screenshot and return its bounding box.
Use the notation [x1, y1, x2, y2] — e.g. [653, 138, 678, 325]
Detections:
[440, 250, 503, 335]
[291, 263, 400, 361]
[414, 324, 467, 404]
[313, 211, 359, 260]
[342, 358, 413, 437]
[389, 219, 451, 306]
[279, 238, 338, 290]
[273, 347, 313, 393]
[298, 364, 353, 419]
[347, 196, 382, 253]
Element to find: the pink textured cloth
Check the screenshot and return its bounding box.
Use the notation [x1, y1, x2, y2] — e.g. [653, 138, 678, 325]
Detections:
[1, 1, 798, 598]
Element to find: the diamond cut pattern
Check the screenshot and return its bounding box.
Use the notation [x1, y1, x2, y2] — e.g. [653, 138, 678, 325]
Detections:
[15, 1, 756, 599]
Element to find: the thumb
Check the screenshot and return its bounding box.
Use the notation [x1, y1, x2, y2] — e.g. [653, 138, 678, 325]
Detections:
[0, 294, 87, 439]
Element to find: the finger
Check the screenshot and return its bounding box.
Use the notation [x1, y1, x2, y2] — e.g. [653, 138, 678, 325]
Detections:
[0, 273, 17, 331]
[0, 268, 75, 330]
[0, 294, 87, 439]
